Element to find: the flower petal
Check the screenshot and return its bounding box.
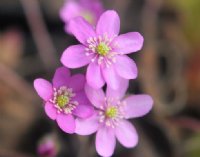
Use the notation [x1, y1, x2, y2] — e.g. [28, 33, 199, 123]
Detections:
[72, 91, 94, 118]
[75, 113, 99, 135]
[68, 74, 85, 92]
[85, 83, 105, 109]
[106, 78, 128, 100]
[44, 102, 57, 120]
[86, 62, 105, 89]
[123, 94, 153, 119]
[34, 79, 53, 101]
[56, 114, 75, 134]
[68, 17, 96, 45]
[114, 55, 138, 79]
[113, 32, 144, 54]
[102, 65, 122, 90]
[96, 126, 116, 157]
[61, 44, 91, 68]
[59, 1, 80, 23]
[52, 67, 70, 88]
[96, 10, 120, 37]
[115, 120, 138, 148]
[73, 104, 94, 118]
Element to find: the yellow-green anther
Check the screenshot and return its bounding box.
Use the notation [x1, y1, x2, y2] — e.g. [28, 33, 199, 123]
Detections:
[96, 42, 110, 56]
[57, 95, 69, 108]
[106, 107, 118, 118]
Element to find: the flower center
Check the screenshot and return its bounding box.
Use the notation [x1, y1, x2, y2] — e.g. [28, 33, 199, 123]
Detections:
[105, 106, 118, 118]
[85, 34, 119, 67]
[50, 86, 78, 114]
[56, 95, 69, 108]
[98, 97, 126, 128]
[96, 42, 110, 56]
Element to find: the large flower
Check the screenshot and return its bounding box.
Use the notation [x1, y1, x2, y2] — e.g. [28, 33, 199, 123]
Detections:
[61, 10, 144, 90]
[75, 81, 153, 157]
[60, 0, 104, 33]
[33, 67, 94, 134]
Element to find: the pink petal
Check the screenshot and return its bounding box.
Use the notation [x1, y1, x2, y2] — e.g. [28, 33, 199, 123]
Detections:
[52, 67, 70, 88]
[96, 10, 120, 37]
[106, 78, 129, 100]
[59, 1, 81, 23]
[34, 79, 53, 101]
[75, 113, 99, 135]
[56, 114, 75, 134]
[72, 91, 94, 117]
[96, 126, 116, 157]
[86, 62, 105, 89]
[85, 83, 105, 109]
[113, 32, 144, 54]
[61, 44, 91, 68]
[73, 104, 94, 118]
[123, 94, 153, 119]
[68, 17, 96, 45]
[68, 74, 85, 92]
[44, 102, 57, 120]
[114, 55, 138, 79]
[115, 120, 138, 148]
[102, 65, 122, 90]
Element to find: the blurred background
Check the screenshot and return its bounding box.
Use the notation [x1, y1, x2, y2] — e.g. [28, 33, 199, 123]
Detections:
[0, 0, 200, 157]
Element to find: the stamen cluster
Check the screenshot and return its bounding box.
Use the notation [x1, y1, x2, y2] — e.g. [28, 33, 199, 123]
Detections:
[50, 86, 78, 114]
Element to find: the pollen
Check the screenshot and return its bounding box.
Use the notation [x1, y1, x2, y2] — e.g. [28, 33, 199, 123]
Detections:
[56, 95, 69, 108]
[96, 42, 110, 56]
[106, 106, 118, 118]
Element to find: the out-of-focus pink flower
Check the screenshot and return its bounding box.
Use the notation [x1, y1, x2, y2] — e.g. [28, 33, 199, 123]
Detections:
[75, 81, 153, 157]
[37, 136, 57, 157]
[34, 67, 94, 134]
[60, 0, 104, 33]
[61, 10, 144, 90]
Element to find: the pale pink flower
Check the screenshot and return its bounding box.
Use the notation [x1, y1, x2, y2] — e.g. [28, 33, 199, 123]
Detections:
[61, 10, 144, 90]
[60, 0, 104, 33]
[34, 67, 94, 134]
[75, 81, 153, 156]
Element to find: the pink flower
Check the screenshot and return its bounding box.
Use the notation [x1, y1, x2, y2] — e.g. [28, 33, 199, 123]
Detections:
[61, 10, 144, 90]
[75, 81, 153, 157]
[60, 0, 104, 33]
[33, 67, 94, 134]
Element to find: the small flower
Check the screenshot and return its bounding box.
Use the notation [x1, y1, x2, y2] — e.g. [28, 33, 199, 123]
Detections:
[61, 10, 144, 90]
[60, 0, 104, 33]
[75, 81, 153, 157]
[34, 67, 94, 134]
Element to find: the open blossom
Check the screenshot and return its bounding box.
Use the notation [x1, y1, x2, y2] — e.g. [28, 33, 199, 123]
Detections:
[33, 67, 94, 134]
[75, 81, 153, 157]
[60, 0, 104, 33]
[61, 10, 144, 90]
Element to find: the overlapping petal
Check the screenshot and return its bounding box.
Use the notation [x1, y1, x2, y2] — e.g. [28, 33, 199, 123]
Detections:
[102, 65, 122, 90]
[68, 17, 96, 45]
[68, 74, 85, 92]
[75, 113, 99, 135]
[52, 67, 70, 88]
[56, 114, 75, 134]
[106, 77, 129, 100]
[85, 83, 105, 108]
[86, 62, 105, 89]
